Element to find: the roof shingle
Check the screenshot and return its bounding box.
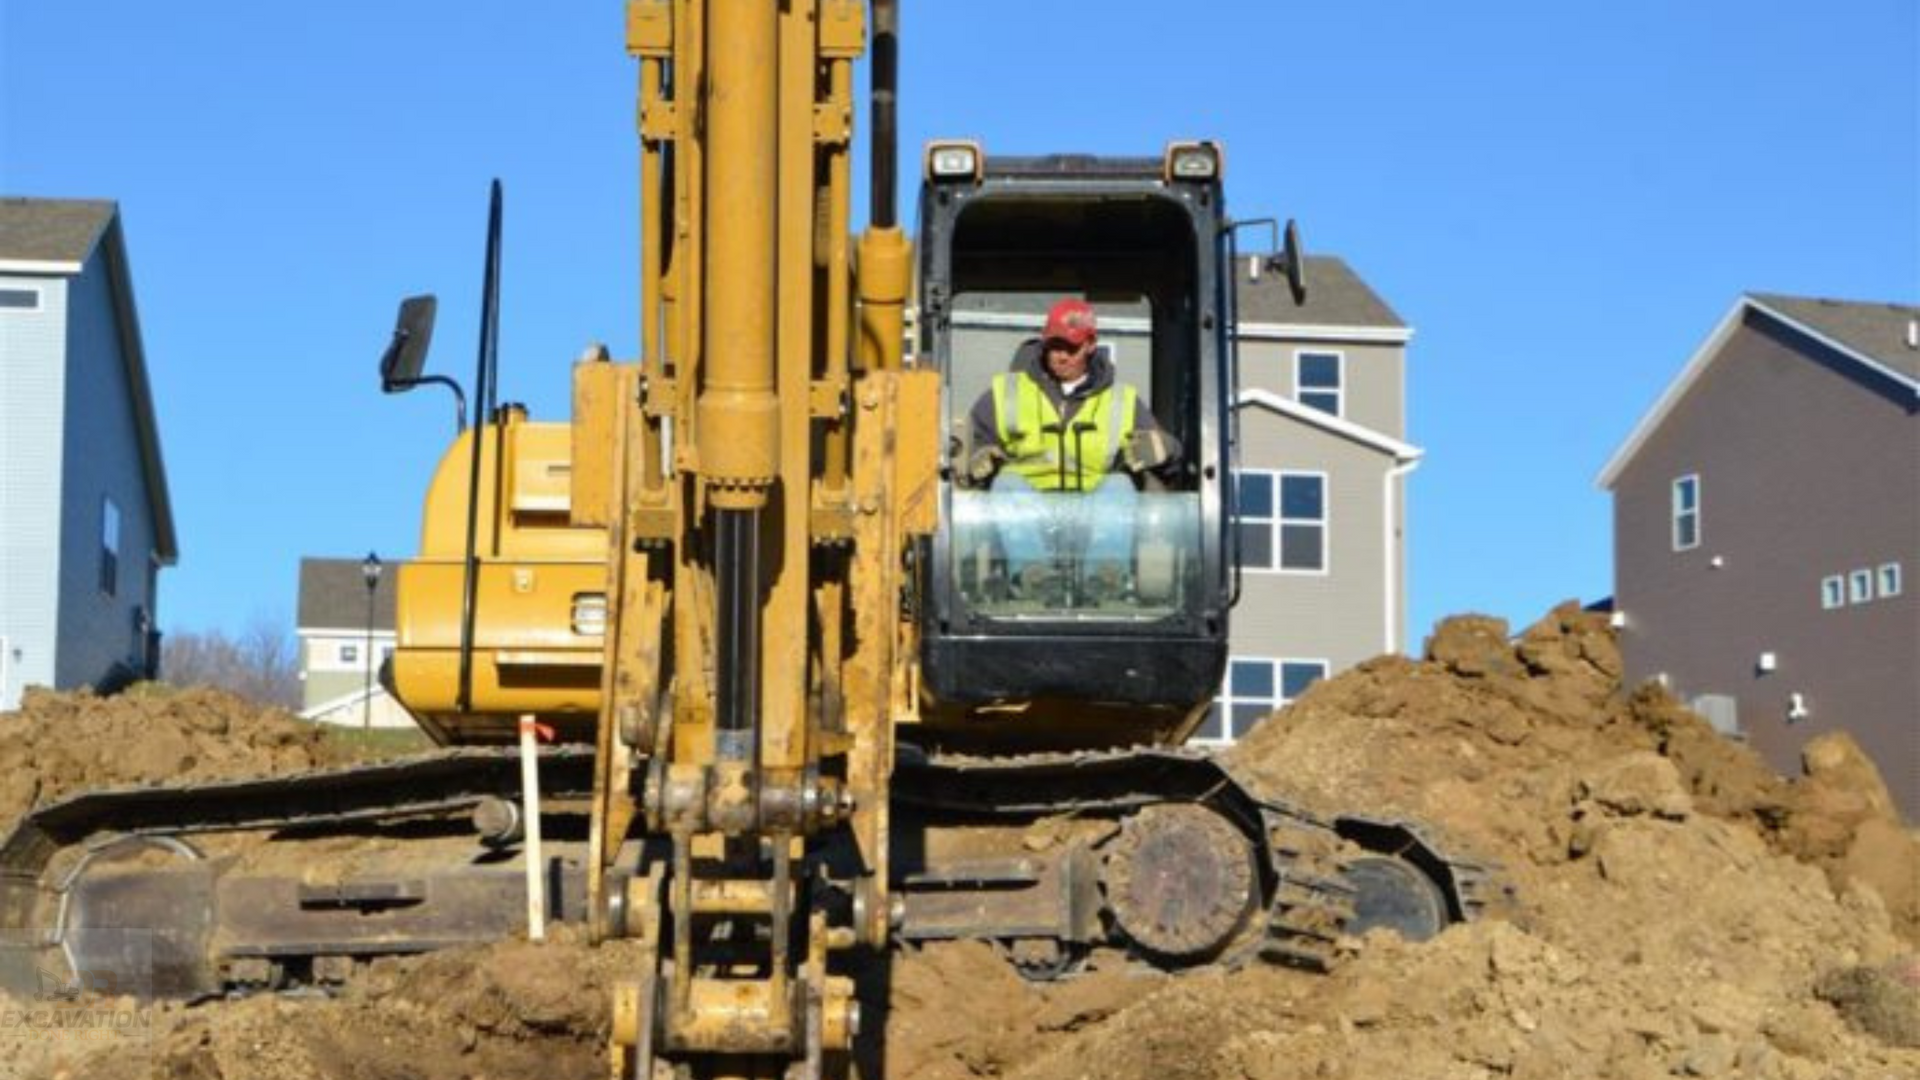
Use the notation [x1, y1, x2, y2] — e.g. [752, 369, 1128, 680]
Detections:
[0, 198, 117, 266]
[1747, 292, 1920, 381]
[298, 558, 399, 631]
[1235, 254, 1406, 329]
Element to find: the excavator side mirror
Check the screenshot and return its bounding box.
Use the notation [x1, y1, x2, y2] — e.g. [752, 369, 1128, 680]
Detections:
[377, 294, 468, 431]
[1224, 216, 1307, 306]
[1280, 219, 1307, 306]
[380, 295, 439, 390]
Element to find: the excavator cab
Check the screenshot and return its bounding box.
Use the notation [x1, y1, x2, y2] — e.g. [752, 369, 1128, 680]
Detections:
[915, 144, 1238, 748]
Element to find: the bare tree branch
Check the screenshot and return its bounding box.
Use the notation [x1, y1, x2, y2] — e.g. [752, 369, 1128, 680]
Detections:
[159, 615, 301, 709]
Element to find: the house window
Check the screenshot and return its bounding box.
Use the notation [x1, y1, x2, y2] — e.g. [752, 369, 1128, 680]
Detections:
[1296, 351, 1343, 416]
[1848, 569, 1872, 604]
[1671, 475, 1699, 551]
[99, 498, 121, 597]
[1821, 575, 1845, 610]
[340, 643, 360, 665]
[1233, 471, 1328, 573]
[1879, 563, 1903, 599]
[1233, 471, 1277, 571]
[1280, 660, 1328, 700]
[0, 287, 42, 311]
[1279, 473, 1327, 572]
[1195, 657, 1329, 744]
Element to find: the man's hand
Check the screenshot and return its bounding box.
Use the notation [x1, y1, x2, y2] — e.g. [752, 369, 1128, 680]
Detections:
[965, 443, 1008, 485]
[1123, 429, 1174, 473]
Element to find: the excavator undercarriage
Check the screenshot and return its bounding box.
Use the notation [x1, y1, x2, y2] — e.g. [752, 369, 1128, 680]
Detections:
[0, 743, 1495, 1005]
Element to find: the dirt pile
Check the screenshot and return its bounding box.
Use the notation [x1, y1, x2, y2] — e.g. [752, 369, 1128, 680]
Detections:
[49, 929, 646, 1080]
[5, 606, 1917, 1079]
[1222, 602, 1919, 943]
[895, 603, 1918, 1080]
[0, 685, 355, 826]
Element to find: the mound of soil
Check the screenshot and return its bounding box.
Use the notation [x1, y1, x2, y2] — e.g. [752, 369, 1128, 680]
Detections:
[875, 607, 1920, 1076]
[884, 604, 1918, 1080]
[1224, 602, 1918, 944]
[50, 928, 647, 1080]
[4, 605, 1915, 1079]
[0, 685, 355, 826]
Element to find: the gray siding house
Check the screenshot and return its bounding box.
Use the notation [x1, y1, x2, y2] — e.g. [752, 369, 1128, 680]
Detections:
[1210, 256, 1418, 743]
[943, 255, 1418, 745]
[295, 556, 409, 728]
[1599, 293, 1920, 817]
[0, 198, 176, 710]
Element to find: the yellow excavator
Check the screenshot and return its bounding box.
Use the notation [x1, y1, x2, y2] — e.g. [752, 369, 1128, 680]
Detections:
[0, 5, 1499, 1077]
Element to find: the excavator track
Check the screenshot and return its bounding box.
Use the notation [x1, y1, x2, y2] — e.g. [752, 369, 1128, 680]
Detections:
[892, 745, 1499, 973]
[0, 742, 1502, 1004]
[1, 747, 595, 878]
[0, 748, 596, 996]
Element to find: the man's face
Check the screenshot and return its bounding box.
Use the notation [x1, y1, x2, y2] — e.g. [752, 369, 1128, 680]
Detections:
[1044, 337, 1094, 384]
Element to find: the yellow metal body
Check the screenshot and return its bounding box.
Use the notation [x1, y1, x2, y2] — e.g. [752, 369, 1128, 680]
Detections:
[390, 409, 608, 744]
[396, 1, 922, 1071]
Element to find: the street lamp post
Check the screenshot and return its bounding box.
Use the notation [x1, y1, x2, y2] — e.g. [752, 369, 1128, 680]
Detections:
[362, 551, 383, 730]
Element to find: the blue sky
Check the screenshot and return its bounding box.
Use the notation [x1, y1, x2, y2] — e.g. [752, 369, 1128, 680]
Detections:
[3, 2, 1915, 648]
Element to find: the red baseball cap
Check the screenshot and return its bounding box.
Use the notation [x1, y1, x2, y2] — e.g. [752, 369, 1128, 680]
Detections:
[1042, 298, 1097, 347]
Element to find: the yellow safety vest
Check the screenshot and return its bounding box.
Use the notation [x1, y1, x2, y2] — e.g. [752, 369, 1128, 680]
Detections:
[991, 372, 1138, 492]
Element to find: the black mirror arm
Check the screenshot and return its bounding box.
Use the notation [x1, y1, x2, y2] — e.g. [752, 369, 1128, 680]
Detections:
[384, 373, 469, 433]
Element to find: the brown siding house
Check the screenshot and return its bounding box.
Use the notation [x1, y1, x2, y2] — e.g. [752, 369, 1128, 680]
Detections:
[1599, 294, 1920, 816]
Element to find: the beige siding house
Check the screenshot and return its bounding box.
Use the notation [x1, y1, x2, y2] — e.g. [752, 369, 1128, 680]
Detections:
[944, 255, 1418, 745]
[1208, 256, 1418, 742]
[296, 556, 411, 728]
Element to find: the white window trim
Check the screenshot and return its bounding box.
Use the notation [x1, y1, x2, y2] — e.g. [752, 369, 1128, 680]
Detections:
[1293, 349, 1345, 418]
[1820, 575, 1845, 610]
[1236, 468, 1333, 577]
[1878, 562, 1903, 599]
[99, 496, 121, 598]
[0, 285, 43, 312]
[1234, 469, 1280, 575]
[1848, 568, 1873, 604]
[1671, 474, 1700, 552]
[1278, 658, 1331, 701]
[1275, 470, 1331, 576]
[1194, 655, 1330, 746]
[303, 632, 396, 674]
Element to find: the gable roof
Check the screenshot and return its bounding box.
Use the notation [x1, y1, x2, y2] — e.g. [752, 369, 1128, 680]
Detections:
[1235, 255, 1411, 343]
[1597, 292, 1920, 490]
[1235, 387, 1423, 462]
[1746, 293, 1920, 381]
[0, 198, 116, 272]
[1237, 254, 1408, 327]
[0, 197, 177, 563]
[297, 557, 399, 631]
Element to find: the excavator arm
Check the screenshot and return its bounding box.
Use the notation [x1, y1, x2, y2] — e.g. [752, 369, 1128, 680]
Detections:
[583, 2, 925, 1073]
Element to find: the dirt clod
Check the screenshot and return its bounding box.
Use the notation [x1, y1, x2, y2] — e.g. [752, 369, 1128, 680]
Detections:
[1816, 960, 1920, 1048]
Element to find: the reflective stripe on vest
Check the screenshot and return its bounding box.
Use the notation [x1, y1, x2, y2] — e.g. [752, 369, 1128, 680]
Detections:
[990, 372, 1138, 492]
